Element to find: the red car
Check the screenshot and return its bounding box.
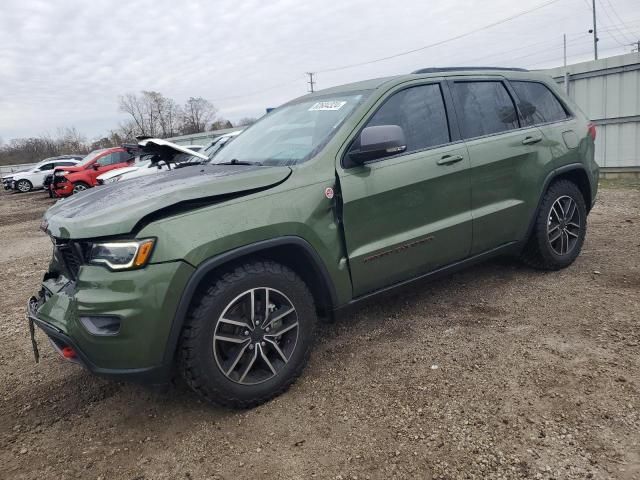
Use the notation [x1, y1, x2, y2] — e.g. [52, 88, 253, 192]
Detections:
[51, 147, 134, 197]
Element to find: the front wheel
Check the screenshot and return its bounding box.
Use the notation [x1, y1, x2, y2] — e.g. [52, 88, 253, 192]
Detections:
[179, 261, 317, 408]
[521, 179, 587, 270]
[15, 179, 32, 193]
[72, 181, 90, 194]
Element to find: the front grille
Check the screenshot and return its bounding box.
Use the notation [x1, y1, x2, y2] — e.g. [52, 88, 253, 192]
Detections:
[43, 174, 53, 187]
[55, 242, 85, 280]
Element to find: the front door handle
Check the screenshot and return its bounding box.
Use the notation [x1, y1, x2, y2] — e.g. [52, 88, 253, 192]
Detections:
[437, 154, 464, 166]
[522, 135, 543, 145]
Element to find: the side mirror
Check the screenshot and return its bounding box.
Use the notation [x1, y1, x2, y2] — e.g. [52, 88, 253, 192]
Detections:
[92, 163, 101, 170]
[348, 125, 407, 164]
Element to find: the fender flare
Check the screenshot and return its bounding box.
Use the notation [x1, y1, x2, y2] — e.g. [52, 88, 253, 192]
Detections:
[521, 163, 591, 248]
[161, 236, 338, 364]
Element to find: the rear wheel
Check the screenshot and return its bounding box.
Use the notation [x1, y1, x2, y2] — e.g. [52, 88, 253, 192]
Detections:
[521, 179, 587, 270]
[15, 179, 32, 193]
[72, 181, 90, 194]
[179, 261, 317, 408]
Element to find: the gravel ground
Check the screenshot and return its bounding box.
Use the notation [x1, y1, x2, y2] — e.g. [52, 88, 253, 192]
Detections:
[0, 183, 639, 480]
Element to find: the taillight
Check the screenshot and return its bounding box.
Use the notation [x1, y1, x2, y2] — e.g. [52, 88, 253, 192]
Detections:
[587, 122, 597, 141]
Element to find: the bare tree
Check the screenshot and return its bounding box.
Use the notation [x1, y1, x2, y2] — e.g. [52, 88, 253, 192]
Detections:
[181, 97, 217, 135]
[210, 119, 234, 131]
[119, 93, 150, 136]
[118, 91, 183, 138]
[236, 117, 258, 127]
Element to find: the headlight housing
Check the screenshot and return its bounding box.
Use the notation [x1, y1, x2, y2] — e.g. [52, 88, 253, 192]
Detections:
[104, 176, 121, 184]
[88, 239, 155, 270]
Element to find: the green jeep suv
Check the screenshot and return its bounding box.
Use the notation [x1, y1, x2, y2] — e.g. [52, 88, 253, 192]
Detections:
[28, 68, 599, 408]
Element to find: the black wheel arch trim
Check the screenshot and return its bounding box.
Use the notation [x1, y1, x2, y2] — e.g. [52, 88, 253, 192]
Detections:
[162, 236, 338, 365]
[521, 163, 592, 251]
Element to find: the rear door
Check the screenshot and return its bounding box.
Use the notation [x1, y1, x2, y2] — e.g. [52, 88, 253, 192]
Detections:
[338, 82, 472, 296]
[449, 78, 553, 254]
[509, 80, 579, 167]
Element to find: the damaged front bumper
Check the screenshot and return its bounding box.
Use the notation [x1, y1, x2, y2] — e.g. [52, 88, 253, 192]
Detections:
[26, 258, 195, 386]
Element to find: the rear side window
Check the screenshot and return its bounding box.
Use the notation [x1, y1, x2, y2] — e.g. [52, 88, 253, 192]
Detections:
[55, 161, 76, 167]
[452, 81, 519, 139]
[364, 84, 450, 153]
[511, 81, 569, 125]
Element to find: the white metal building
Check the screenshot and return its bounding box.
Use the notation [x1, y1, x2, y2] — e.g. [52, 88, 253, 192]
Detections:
[543, 52, 640, 172]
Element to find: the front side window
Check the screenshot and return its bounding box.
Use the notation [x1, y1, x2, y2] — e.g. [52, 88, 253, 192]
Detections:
[99, 153, 118, 166]
[452, 81, 519, 139]
[358, 84, 450, 154]
[78, 149, 107, 167]
[511, 81, 569, 126]
[212, 92, 368, 166]
[39, 163, 54, 171]
[56, 161, 76, 167]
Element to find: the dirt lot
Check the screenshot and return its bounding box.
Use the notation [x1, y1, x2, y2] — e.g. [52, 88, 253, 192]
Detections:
[0, 184, 639, 480]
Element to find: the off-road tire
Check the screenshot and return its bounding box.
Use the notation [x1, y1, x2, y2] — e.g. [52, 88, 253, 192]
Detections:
[15, 179, 32, 193]
[521, 179, 587, 270]
[178, 261, 317, 409]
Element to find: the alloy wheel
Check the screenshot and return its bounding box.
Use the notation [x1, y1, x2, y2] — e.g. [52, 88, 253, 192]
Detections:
[72, 184, 87, 194]
[547, 195, 581, 256]
[17, 181, 30, 192]
[213, 287, 299, 385]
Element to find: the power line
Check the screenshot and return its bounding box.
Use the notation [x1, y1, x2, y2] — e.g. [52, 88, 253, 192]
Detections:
[596, 0, 632, 45]
[603, 0, 640, 37]
[313, 0, 565, 73]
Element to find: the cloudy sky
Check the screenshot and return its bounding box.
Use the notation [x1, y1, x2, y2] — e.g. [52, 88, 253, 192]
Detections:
[1, 0, 638, 142]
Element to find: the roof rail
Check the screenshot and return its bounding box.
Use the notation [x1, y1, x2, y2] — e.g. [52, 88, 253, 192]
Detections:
[412, 66, 529, 74]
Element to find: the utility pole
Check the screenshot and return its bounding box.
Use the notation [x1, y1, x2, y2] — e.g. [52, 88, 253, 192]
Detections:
[563, 34, 570, 94]
[591, 0, 598, 60]
[306, 72, 315, 93]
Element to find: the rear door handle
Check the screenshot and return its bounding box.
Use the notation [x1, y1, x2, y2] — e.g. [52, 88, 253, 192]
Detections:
[437, 154, 464, 166]
[522, 135, 543, 145]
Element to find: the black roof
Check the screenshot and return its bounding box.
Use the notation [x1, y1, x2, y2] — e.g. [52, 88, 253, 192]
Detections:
[412, 67, 528, 74]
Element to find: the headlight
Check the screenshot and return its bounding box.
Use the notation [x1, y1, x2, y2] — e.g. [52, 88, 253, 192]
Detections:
[88, 239, 155, 270]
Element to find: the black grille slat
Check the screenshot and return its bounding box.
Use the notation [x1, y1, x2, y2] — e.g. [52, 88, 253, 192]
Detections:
[55, 242, 84, 280]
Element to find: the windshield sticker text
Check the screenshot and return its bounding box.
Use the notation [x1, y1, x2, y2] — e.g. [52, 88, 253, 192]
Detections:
[309, 101, 347, 111]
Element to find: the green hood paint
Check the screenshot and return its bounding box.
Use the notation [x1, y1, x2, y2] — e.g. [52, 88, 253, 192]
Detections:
[44, 164, 291, 239]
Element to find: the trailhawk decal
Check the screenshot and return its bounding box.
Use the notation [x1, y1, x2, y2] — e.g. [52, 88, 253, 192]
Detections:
[363, 236, 435, 263]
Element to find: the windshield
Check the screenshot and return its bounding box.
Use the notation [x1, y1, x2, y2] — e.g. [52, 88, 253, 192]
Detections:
[204, 135, 235, 159]
[77, 149, 107, 167]
[212, 93, 367, 166]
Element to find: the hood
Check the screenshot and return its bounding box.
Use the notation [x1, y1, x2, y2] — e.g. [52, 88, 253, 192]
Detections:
[137, 138, 209, 162]
[3, 168, 30, 178]
[97, 166, 139, 181]
[43, 164, 291, 239]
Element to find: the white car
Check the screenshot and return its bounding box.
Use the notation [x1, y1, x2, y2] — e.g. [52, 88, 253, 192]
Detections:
[3, 156, 81, 192]
[97, 144, 205, 185]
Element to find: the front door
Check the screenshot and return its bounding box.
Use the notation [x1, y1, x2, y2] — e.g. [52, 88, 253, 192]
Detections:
[338, 83, 473, 297]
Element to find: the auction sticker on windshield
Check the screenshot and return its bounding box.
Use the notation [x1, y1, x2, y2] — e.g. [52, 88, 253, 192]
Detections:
[309, 101, 347, 111]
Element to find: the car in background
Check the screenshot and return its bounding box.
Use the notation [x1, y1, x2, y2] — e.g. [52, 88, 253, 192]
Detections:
[2, 155, 83, 193]
[51, 147, 135, 197]
[97, 144, 204, 185]
[98, 131, 242, 186]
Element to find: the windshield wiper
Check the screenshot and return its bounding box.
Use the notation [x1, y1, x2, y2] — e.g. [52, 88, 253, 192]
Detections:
[216, 159, 262, 166]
